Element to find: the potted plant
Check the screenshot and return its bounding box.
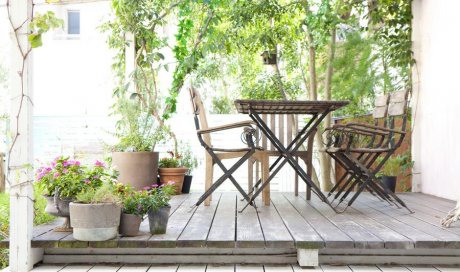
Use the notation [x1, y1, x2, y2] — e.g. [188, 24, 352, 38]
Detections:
[70, 182, 122, 241]
[35, 156, 89, 231]
[378, 152, 414, 193]
[158, 151, 188, 194]
[145, 182, 175, 234]
[178, 144, 199, 194]
[117, 184, 149, 237]
[111, 98, 167, 191]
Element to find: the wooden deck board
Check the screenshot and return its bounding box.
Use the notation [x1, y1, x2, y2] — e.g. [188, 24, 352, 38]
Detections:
[271, 194, 323, 248]
[236, 194, 265, 248]
[256, 198, 295, 248]
[360, 194, 460, 248]
[206, 194, 236, 248]
[307, 196, 384, 249]
[285, 193, 354, 248]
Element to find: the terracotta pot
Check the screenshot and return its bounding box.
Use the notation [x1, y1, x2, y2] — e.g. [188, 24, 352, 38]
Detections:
[182, 175, 193, 194]
[70, 202, 121, 241]
[112, 151, 159, 191]
[158, 167, 188, 194]
[148, 205, 171, 234]
[119, 213, 142, 237]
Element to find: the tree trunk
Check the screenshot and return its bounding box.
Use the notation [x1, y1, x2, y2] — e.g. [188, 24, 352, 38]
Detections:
[319, 28, 337, 191]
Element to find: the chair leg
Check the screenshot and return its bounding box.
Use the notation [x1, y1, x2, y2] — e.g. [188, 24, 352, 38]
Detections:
[262, 155, 270, 206]
[294, 156, 299, 196]
[299, 155, 312, 200]
[248, 158, 254, 198]
[205, 154, 213, 206]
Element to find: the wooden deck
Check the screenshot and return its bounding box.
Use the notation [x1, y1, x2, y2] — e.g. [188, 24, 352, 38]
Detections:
[23, 264, 460, 272]
[2, 192, 460, 265]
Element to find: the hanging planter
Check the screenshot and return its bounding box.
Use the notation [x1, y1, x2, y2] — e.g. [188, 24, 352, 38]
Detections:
[261, 50, 277, 65]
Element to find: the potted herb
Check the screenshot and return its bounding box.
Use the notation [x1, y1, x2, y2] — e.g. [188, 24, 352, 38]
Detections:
[70, 182, 122, 241]
[118, 185, 150, 237]
[378, 152, 414, 193]
[111, 98, 167, 191]
[145, 183, 175, 234]
[158, 151, 188, 194]
[178, 144, 199, 194]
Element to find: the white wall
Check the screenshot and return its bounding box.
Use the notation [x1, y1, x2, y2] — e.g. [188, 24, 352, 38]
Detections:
[412, 0, 460, 200]
[32, 1, 114, 117]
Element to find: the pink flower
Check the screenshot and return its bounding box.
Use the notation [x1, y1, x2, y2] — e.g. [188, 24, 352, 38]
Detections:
[143, 186, 151, 190]
[62, 169, 69, 174]
[45, 167, 52, 172]
[54, 172, 60, 178]
[167, 181, 176, 185]
[75, 161, 81, 166]
[62, 161, 69, 167]
[94, 160, 105, 167]
[151, 184, 159, 188]
[84, 179, 90, 184]
[51, 161, 56, 167]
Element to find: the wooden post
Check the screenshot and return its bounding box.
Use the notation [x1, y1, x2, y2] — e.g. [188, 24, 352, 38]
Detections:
[8, 0, 42, 271]
[0, 153, 5, 193]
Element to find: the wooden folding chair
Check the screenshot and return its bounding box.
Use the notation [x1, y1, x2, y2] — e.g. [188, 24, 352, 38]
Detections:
[324, 89, 412, 213]
[188, 87, 265, 207]
[248, 114, 316, 206]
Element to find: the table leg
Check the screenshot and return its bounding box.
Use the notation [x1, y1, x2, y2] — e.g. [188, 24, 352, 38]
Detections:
[262, 154, 270, 206]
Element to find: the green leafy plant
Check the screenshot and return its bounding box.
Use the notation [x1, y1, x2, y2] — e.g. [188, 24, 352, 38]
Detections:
[378, 152, 414, 177]
[143, 183, 175, 212]
[178, 144, 199, 175]
[159, 151, 182, 168]
[75, 182, 121, 205]
[112, 98, 167, 152]
[28, 11, 63, 48]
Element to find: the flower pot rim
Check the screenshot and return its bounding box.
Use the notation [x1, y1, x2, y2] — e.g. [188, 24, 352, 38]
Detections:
[43, 195, 74, 201]
[70, 202, 120, 206]
[113, 151, 159, 154]
[159, 167, 188, 170]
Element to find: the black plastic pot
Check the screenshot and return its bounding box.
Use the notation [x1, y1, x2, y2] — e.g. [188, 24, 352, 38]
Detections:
[381, 176, 397, 193]
[182, 175, 193, 194]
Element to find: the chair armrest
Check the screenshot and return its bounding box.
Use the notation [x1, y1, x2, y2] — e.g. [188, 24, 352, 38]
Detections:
[345, 122, 406, 135]
[325, 125, 376, 137]
[197, 120, 255, 134]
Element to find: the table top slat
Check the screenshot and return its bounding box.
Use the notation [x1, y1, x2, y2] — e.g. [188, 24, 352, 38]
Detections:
[234, 100, 349, 114]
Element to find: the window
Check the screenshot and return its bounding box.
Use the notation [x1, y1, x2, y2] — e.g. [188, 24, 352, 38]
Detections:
[67, 10, 80, 35]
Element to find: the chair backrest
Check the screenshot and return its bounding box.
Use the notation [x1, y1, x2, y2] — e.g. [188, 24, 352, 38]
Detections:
[188, 86, 211, 145]
[387, 89, 410, 148]
[258, 114, 309, 151]
[373, 94, 389, 119]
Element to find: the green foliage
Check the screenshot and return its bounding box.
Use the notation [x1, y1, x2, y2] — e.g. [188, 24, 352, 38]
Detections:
[142, 183, 175, 212]
[178, 143, 199, 175]
[210, 96, 233, 114]
[379, 152, 414, 177]
[28, 11, 63, 48]
[112, 98, 167, 152]
[122, 189, 150, 217]
[0, 187, 56, 269]
[75, 182, 121, 205]
[159, 151, 181, 168]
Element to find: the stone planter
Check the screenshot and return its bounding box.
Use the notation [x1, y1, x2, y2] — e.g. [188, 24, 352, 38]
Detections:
[69, 202, 121, 241]
[158, 167, 188, 194]
[148, 205, 171, 234]
[44, 195, 73, 232]
[119, 213, 142, 237]
[381, 176, 397, 193]
[181, 175, 193, 194]
[112, 151, 159, 191]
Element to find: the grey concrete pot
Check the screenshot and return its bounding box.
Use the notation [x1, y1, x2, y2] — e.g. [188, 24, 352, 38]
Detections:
[148, 205, 171, 234]
[112, 151, 159, 191]
[119, 213, 142, 237]
[69, 202, 121, 241]
[44, 195, 73, 231]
